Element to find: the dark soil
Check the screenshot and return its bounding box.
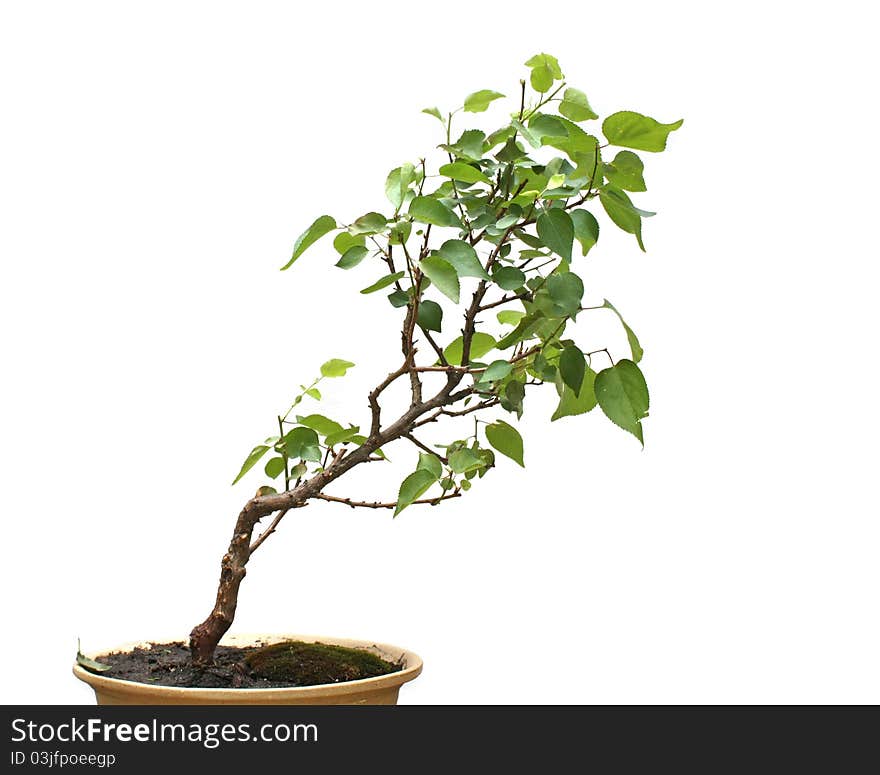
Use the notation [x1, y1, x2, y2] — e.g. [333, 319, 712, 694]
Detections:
[90, 640, 402, 689]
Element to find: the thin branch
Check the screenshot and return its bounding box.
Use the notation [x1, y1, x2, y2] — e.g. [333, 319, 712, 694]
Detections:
[404, 433, 448, 463]
[315, 491, 461, 510]
[249, 508, 291, 554]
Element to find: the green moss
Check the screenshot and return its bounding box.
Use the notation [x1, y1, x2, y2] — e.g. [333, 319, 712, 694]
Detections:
[245, 641, 400, 686]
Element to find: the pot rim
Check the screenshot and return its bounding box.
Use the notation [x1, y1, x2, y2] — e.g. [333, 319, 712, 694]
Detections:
[73, 632, 423, 699]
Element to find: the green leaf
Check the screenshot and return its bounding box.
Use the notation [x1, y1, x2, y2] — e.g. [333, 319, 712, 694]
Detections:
[264, 456, 286, 479]
[599, 187, 654, 252]
[525, 53, 563, 93]
[604, 150, 646, 192]
[333, 232, 365, 255]
[320, 358, 355, 378]
[282, 426, 321, 459]
[443, 332, 497, 365]
[385, 163, 416, 211]
[559, 87, 598, 121]
[594, 359, 649, 444]
[361, 271, 405, 294]
[464, 89, 505, 112]
[305, 387, 322, 400]
[419, 256, 460, 303]
[481, 360, 513, 382]
[417, 452, 443, 479]
[417, 299, 443, 332]
[551, 366, 598, 421]
[422, 106, 444, 122]
[536, 209, 574, 261]
[559, 345, 586, 395]
[545, 272, 584, 317]
[335, 245, 369, 269]
[281, 215, 336, 270]
[436, 239, 489, 280]
[497, 310, 525, 326]
[511, 118, 541, 149]
[388, 289, 409, 307]
[325, 427, 362, 447]
[527, 113, 569, 143]
[492, 266, 526, 290]
[290, 462, 307, 479]
[232, 445, 270, 485]
[395, 469, 438, 515]
[603, 300, 643, 363]
[409, 196, 462, 228]
[76, 641, 112, 674]
[296, 414, 344, 437]
[438, 162, 491, 185]
[485, 420, 524, 467]
[445, 129, 486, 160]
[449, 448, 484, 474]
[349, 212, 388, 235]
[602, 111, 683, 152]
[570, 210, 600, 256]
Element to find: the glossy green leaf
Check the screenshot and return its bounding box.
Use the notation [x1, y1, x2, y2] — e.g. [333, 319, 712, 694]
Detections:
[604, 151, 646, 192]
[232, 445, 270, 485]
[320, 358, 355, 378]
[296, 414, 344, 437]
[264, 456, 286, 480]
[417, 452, 444, 479]
[281, 215, 336, 270]
[388, 289, 409, 308]
[559, 345, 586, 395]
[290, 462, 307, 479]
[602, 111, 683, 152]
[536, 209, 574, 261]
[559, 87, 598, 121]
[443, 332, 497, 365]
[333, 232, 365, 255]
[464, 89, 505, 112]
[485, 420, 524, 467]
[599, 187, 654, 252]
[570, 209, 600, 256]
[305, 388, 322, 400]
[603, 300, 643, 362]
[335, 245, 369, 269]
[449, 448, 484, 474]
[437, 239, 489, 280]
[492, 266, 526, 290]
[349, 212, 388, 235]
[417, 299, 443, 332]
[422, 106, 444, 122]
[360, 271, 405, 294]
[282, 426, 321, 459]
[445, 129, 486, 160]
[385, 163, 415, 211]
[525, 53, 563, 93]
[528, 113, 569, 143]
[419, 256, 460, 303]
[395, 469, 438, 515]
[551, 366, 598, 420]
[594, 359, 649, 444]
[511, 118, 541, 149]
[546, 272, 584, 317]
[497, 310, 525, 327]
[325, 427, 362, 447]
[409, 196, 462, 228]
[481, 360, 513, 382]
[438, 162, 491, 185]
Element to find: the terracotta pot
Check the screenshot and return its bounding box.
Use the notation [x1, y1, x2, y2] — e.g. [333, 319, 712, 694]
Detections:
[73, 633, 423, 705]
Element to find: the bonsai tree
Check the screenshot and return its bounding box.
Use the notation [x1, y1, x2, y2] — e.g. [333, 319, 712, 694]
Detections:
[189, 54, 682, 667]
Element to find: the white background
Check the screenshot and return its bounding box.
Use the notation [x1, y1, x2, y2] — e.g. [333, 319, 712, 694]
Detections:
[1, 0, 877, 704]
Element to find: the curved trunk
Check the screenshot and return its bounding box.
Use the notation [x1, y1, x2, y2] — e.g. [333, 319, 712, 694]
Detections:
[189, 374, 463, 667]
